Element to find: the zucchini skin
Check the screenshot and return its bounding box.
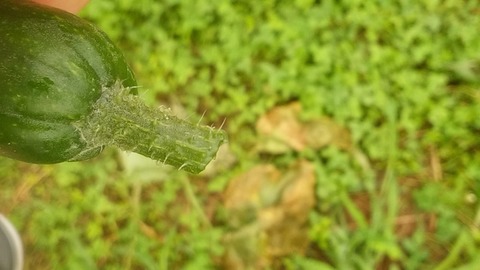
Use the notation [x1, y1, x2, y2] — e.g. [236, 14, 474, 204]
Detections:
[0, 1, 136, 163]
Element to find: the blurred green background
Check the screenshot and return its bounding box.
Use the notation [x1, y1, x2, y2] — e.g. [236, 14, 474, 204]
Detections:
[1, 0, 480, 269]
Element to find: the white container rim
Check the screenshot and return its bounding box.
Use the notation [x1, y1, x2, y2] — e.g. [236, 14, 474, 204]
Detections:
[0, 214, 23, 270]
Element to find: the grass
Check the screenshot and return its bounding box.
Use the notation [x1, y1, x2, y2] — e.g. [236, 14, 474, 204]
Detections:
[1, 0, 480, 269]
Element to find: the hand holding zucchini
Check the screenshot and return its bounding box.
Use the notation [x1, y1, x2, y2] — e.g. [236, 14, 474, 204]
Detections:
[0, 0, 226, 173]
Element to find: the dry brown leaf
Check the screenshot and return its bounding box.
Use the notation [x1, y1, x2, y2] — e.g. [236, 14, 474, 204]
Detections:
[256, 102, 352, 153]
[223, 164, 281, 212]
[278, 160, 316, 221]
[221, 160, 316, 269]
[256, 102, 306, 152]
[261, 160, 316, 259]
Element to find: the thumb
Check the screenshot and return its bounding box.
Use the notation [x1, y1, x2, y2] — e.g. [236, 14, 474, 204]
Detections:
[30, 0, 90, 14]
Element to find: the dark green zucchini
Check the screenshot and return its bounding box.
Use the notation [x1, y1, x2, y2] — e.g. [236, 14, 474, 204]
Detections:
[0, 0, 226, 173]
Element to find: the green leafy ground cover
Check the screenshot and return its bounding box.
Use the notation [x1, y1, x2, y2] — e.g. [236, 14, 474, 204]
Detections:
[1, 0, 480, 269]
